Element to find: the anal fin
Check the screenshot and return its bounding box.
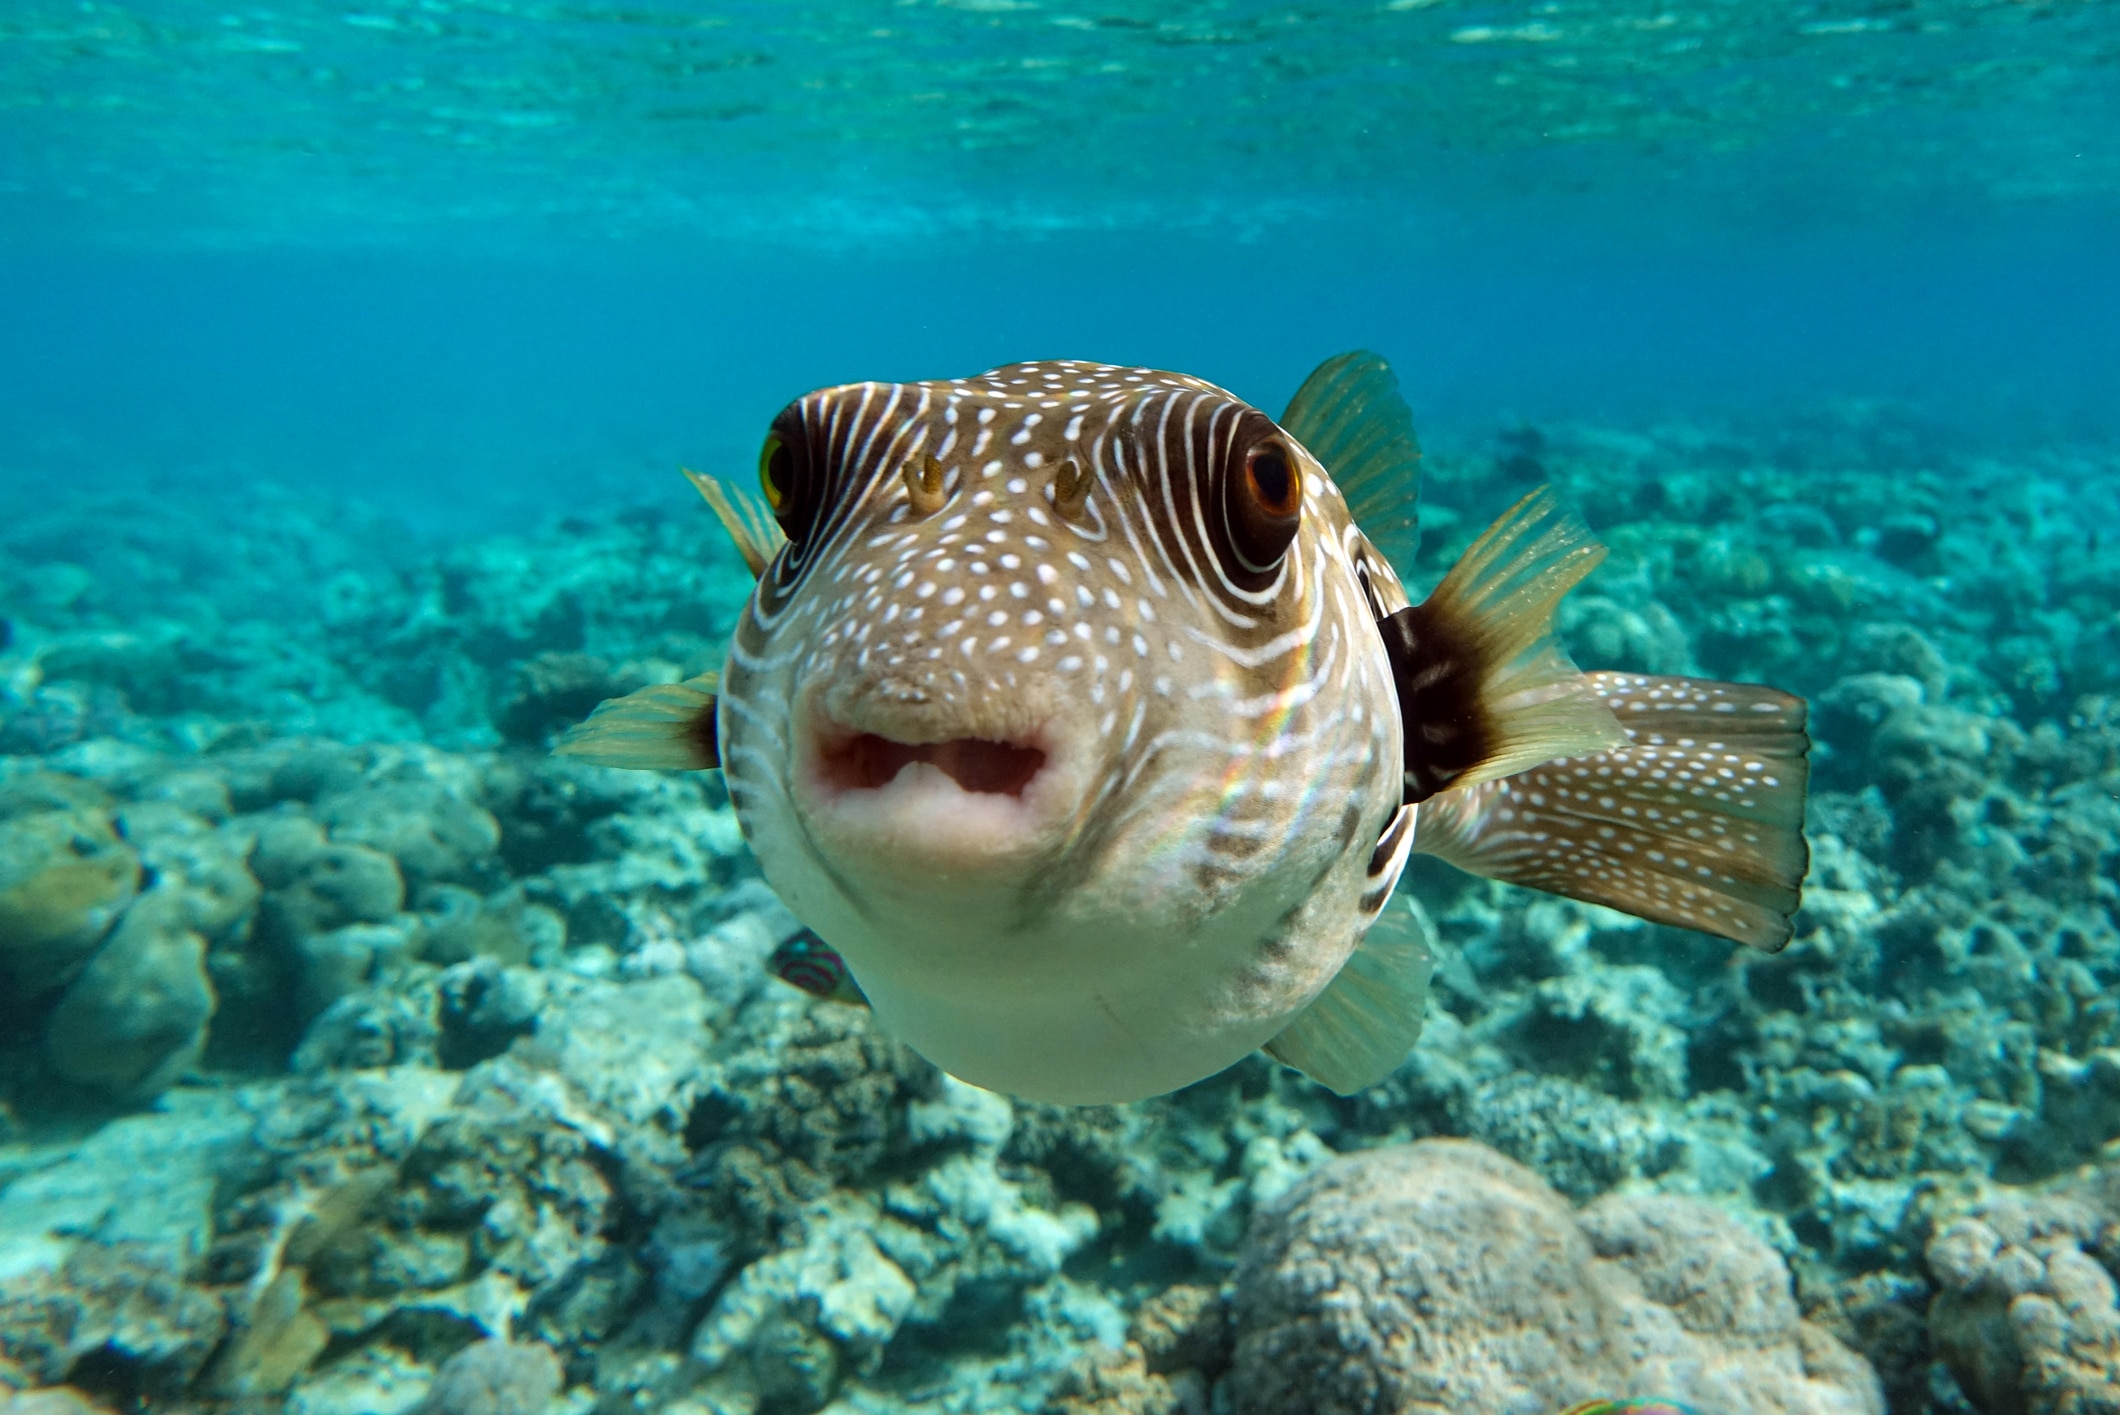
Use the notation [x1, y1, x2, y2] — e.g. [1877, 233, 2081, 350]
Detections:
[553, 672, 721, 771]
[1264, 894, 1436, 1095]
[1415, 672, 1811, 951]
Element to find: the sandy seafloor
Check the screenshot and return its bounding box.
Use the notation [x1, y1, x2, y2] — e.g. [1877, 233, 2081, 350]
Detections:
[2, 400, 2118, 1415]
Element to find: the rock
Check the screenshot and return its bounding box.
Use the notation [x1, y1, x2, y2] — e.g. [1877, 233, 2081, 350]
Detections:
[493, 651, 636, 747]
[1814, 673, 1926, 766]
[515, 972, 712, 1130]
[420, 885, 564, 970]
[282, 1344, 434, 1415]
[1044, 1284, 1229, 1415]
[43, 886, 216, 1100]
[1232, 1139, 1882, 1415]
[1873, 510, 1941, 570]
[206, 1268, 330, 1398]
[0, 1389, 117, 1415]
[0, 1242, 228, 1400]
[0, 1087, 252, 1281]
[320, 780, 501, 892]
[397, 1056, 620, 1294]
[412, 1338, 562, 1415]
[1925, 1164, 2120, 1415]
[295, 918, 420, 1021]
[114, 801, 259, 942]
[691, 1201, 918, 1409]
[262, 837, 407, 943]
[0, 780, 141, 1000]
[292, 986, 441, 1074]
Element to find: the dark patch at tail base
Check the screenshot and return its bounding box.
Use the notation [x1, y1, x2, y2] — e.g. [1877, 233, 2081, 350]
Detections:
[1379, 598, 1495, 803]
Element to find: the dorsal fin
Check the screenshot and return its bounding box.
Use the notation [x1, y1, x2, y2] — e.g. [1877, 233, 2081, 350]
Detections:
[1280, 351, 1422, 575]
[683, 467, 787, 580]
[553, 672, 721, 771]
[1382, 486, 1624, 803]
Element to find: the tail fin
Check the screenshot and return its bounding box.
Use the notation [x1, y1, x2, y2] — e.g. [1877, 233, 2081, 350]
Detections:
[1415, 672, 1810, 951]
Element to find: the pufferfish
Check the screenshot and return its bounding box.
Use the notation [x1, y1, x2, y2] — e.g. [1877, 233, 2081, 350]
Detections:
[559, 354, 1810, 1105]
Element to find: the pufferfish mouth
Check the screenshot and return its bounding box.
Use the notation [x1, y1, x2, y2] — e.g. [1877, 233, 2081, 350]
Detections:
[818, 732, 1049, 798]
[794, 693, 1081, 869]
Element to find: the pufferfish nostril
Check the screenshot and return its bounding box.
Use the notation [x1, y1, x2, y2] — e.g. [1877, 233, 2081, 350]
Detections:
[902, 454, 947, 517]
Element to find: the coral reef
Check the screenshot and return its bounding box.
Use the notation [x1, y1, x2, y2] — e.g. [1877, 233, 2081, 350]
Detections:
[1233, 1138, 1882, 1415]
[0, 408, 2116, 1413]
[1921, 1157, 2120, 1415]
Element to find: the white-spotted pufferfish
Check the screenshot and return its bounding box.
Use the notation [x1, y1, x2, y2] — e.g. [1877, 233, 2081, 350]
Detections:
[560, 354, 1809, 1105]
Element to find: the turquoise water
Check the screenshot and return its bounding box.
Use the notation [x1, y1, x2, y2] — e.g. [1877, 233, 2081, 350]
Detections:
[3, 4, 2119, 1413]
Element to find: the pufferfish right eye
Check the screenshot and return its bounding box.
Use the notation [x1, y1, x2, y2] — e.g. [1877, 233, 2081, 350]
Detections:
[1223, 432, 1304, 576]
[758, 416, 818, 543]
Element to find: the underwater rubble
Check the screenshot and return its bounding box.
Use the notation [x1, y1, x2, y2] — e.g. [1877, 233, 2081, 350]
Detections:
[1, 407, 2117, 1415]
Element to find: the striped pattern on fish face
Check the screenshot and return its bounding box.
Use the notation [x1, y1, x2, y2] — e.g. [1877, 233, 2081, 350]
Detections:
[718, 361, 1409, 1104]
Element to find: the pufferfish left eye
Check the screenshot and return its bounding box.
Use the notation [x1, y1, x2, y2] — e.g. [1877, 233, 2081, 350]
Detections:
[1223, 433, 1303, 576]
[758, 414, 820, 545]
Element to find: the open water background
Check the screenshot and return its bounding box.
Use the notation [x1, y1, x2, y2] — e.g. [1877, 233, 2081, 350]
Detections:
[4, 0, 2119, 533]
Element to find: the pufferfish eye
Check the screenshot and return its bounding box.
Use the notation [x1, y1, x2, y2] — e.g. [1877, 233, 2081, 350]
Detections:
[1223, 433, 1303, 575]
[758, 415, 818, 543]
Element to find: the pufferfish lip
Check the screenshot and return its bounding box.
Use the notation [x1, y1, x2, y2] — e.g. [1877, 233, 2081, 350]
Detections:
[816, 731, 1049, 799]
[791, 692, 1080, 867]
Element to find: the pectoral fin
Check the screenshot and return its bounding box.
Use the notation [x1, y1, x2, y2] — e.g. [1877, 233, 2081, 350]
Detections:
[1415, 672, 1811, 951]
[1264, 894, 1436, 1095]
[1383, 486, 1625, 803]
[684, 467, 787, 580]
[553, 673, 721, 771]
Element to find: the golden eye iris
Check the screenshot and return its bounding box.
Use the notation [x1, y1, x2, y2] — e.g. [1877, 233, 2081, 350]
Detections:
[759, 433, 791, 512]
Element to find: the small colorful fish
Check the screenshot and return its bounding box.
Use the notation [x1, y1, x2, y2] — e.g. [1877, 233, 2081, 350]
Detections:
[767, 928, 867, 1006]
[1560, 1401, 1699, 1415]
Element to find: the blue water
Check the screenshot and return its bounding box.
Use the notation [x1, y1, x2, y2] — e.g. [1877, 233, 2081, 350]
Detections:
[5, 0, 2119, 532]
[5, 4, 2120, 1413]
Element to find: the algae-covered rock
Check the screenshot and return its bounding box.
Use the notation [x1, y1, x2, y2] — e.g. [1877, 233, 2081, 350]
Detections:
[320, 780, 501, 892]
[0, 1389, 119, 1415]
[0, 776, 141, 999]
[1232, 1139, 1883, 1415]
[291, 986, 441, 1075]
[1924, 1160, 2120, 1415]
[494, 650, 637, 748]
[205, 1267, 330, 1398]
[690, 1202, 917, 1410]
[1045, 1284, 1228, 1415]
[419, 884, 564, 969]
[260, 833, 407, 943]
[0, 1242, 228, 1400]
[295, 919, 420, 1021]
[43, 886, 216, 1100]
[114, 800, 259, 943]
[411, 1338, 562, 1415]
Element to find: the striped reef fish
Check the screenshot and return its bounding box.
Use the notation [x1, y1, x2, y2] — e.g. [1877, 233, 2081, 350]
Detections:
[767, 927, 868, 1006]
[559, 354, 1810, 1104]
